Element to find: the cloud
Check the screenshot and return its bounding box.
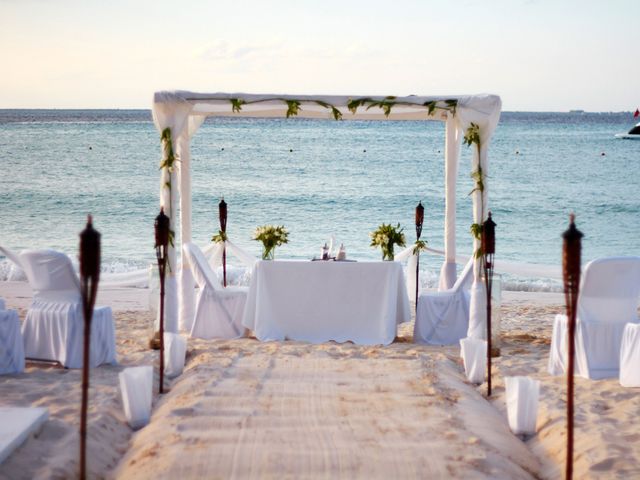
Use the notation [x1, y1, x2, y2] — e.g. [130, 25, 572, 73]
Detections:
[199, 40, 285, 61]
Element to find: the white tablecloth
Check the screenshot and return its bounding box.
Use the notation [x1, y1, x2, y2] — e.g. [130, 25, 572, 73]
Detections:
[242, 260, 410, 345]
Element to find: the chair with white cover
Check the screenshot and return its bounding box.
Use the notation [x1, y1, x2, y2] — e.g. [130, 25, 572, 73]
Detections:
[19, 249, 116, 368]
[413, 257, 474, 345]
[182, 242, 248, 339]
[0, 308, 25, 374]
[548, 256, 640, 380]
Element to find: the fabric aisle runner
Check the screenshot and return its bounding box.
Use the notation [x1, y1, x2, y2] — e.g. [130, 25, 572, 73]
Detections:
[114, 341, 538, 478]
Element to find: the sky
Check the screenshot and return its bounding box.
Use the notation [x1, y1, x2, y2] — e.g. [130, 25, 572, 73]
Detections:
[0, 0, 638, 111]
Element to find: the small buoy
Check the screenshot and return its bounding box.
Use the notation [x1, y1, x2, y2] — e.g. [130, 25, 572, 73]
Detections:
[89, 146, 92, 150]
[289, 149, 293, 152]
[221, 147, 224, 151]
[601, 152, 606, 156]
[515, 150, 519, 155]
[363, 149, 366, 153]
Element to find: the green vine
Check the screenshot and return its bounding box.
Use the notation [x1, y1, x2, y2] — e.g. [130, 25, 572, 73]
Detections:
[464, 122, 486, 259]
[413, 239, 428, 255]
[285, 100, 301, 118]
[226, 96, 458, 121]
[230, 98, 245, 113]
[159, 127, 176, 257]
[315, 100, 343, 120]
[211, 230, 228, 243]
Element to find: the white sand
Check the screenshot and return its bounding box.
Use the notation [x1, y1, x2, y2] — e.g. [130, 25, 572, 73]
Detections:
[0, 282, 638, 479]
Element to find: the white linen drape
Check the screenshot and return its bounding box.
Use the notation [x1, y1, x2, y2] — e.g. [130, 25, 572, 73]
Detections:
[439, 114, 461, 291]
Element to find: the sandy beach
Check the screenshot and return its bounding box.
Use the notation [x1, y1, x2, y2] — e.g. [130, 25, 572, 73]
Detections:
[0, 281, 639, 479]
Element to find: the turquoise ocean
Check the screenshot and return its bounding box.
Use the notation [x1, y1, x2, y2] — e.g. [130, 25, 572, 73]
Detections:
[1, 110, 639, 291]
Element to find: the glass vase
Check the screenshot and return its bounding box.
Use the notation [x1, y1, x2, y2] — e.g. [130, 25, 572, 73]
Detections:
[262, 246, 275, 260]
[381, 244, 394, 261]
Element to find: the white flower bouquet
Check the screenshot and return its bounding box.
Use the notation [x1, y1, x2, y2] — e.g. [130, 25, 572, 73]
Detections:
[369, 223, 406, 261]
[253, 225, 289, 260]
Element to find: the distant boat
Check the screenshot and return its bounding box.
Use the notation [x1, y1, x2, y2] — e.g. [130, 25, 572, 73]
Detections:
[615, 122, 640, 140]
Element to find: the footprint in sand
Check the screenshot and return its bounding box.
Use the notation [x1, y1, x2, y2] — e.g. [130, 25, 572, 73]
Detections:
[589, 457, 617, 472]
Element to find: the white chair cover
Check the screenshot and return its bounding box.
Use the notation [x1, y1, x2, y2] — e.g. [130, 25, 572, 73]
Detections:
[413, 257, 474, 345]
[18, 249, 116, 368]
[0, 309, 25, 375]
[620, 323, 640, 387]
[548, 256, 640, 380]
[182, 242, 247, 339]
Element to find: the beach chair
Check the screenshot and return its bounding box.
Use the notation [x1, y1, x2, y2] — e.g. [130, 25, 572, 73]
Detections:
[548, 256, 640, 380]
[413, 257, 474, 345]
[182, 242, 248, 339]
[19, 249, 116, 368]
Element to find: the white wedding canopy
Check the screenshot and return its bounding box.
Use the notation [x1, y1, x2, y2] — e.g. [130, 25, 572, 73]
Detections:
[151, 91, 502, 339]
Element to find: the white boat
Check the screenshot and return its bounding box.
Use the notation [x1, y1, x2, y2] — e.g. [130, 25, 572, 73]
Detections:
[615, 121, 640, 139]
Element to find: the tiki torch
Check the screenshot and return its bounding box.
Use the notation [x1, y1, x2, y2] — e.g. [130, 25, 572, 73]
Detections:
[562, 213, 582, 480]
[155, 207, 170, 394]
[482, 211, 496, 397]
[219, 198, 227, 287]
[79, 214, 101, 480]
[415, 201, 424, 313]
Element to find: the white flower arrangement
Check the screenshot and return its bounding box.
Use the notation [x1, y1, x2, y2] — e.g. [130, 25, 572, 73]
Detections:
[253, 225, 289, 260]
[370, 223, 406, 261]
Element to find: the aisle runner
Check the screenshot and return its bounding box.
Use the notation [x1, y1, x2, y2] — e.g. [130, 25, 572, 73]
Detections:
[114, 341, 538, 479]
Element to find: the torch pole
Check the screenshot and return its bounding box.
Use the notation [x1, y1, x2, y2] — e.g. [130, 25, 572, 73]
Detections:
[155, 207, 170, 394]
[482, 212, 496, 397]
[219, 198, 228, 287]
[79, 215, 100, 480]
[415, 202, 424, 315]
[563, 214, 582, 480]
[158, 251, 166, 394]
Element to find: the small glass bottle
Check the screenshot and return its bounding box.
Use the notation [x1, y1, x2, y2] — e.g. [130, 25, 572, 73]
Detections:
[321, 243, 329, 260]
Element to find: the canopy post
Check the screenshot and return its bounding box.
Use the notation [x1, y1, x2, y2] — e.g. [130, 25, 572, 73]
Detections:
[159, 132, 179, 334]
[467, 142, 489, 339]
[439, 114, 461, 291]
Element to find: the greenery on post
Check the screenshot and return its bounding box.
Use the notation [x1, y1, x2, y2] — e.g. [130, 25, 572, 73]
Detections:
[464, 122, 486, 258]
[159, 128, 176, 252]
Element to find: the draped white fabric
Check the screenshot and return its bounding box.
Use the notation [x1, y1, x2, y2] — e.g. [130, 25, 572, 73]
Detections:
[181, 242, 247, 339]
[164, 332, 187, 378]
[119, 366, 153, 429]
[414, 257, 474, 345]
[18, 249, 116, 368]
[440, 114, 462, 291]
[548, 256, 640, 380]
[620, 323, 640, 387]
[0, 309, 24, 375]
[242, 260, 410, 345]
[22, 301, 115, 368]
[505, 376, 540, 435]
[460, 337, 486, 384]
[152, 92, 502, 335]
